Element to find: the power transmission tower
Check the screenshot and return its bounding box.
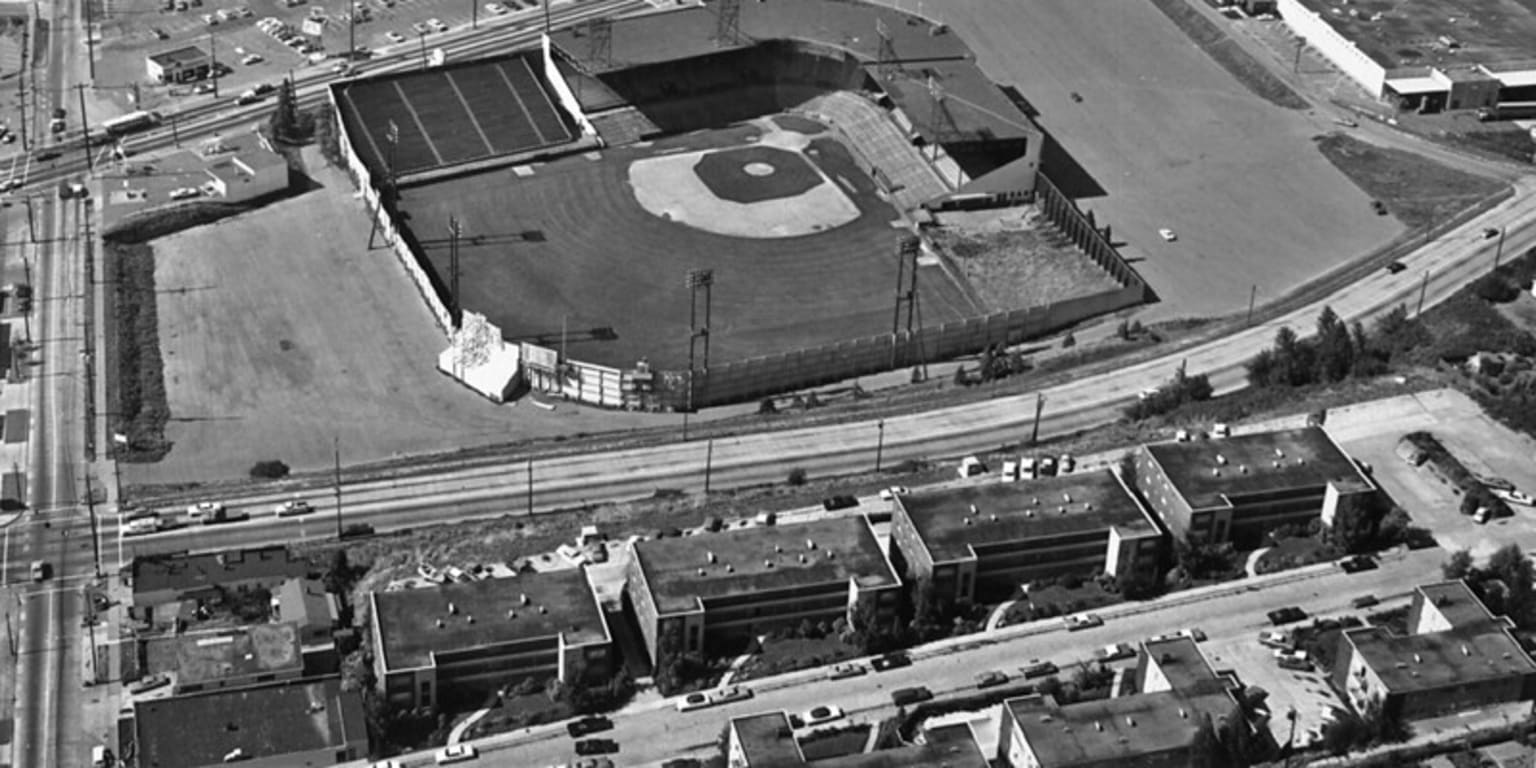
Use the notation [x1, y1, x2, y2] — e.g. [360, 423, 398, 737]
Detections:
[715, 0, 740, 47]
[889, 236, 925, 377]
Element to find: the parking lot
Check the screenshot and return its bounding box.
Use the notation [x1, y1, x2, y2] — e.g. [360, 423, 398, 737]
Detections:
[1202, 623, 1349, 749]
[1325, 388, 1536, 560]
[93, 0, 549, 112]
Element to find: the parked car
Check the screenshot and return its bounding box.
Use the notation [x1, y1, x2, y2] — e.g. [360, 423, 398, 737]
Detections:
[434, 744, 477, 764]
[1266, 606, 1307, 626]
[575, 760, 614, 768]
[1058, 454, 1076, 474]
[241, 53, 263, 64]
[975, 670, 1009, 689]
[710, 686, 752, 706]
[1275, 649, 1311, 671]
[1095, 643, 1135, 662]
[1257, 631, 1294, 651]
[30, 560, 46, 581]
[366, 761, 402, 768]
[385, 30, 406, 42]
[822, 495, 859, 511]
[1338, 555, 1377, 574]
[1351, 594, 1380, 609]
[1495, 488, 1535, 507]
[1483, 227, 1500, 240]
[878, 486, 909, 501]
[411, 20, 431, 33]
[957, 456, 986, 478]
[826, 662, 866, 680]
[566, 716, 611, 737]
[799, 705, 844, 728]
[871, 652, 910, 672]
[129, 673, 171, 694]
[1022, 659, 1058, 679]
[1157, 228, 1177, 242]
[661, 760, 700, 768]
[1178, 628, 1207, 642]
[485, 1, 509, 12]
[574, 739, 617, 756]
[185, 501, 226, 520]
[430, 17, 449, 31]
[1063, 613, 1103, 632]
[675, 691, 711, 713]
[890, 687, 932, 706]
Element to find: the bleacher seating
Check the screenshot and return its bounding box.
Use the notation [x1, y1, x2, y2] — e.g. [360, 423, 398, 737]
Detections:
[797, 91, 951, 211]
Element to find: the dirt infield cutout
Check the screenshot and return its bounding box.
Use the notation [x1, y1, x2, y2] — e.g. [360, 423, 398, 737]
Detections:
[628, 119, 859, 238]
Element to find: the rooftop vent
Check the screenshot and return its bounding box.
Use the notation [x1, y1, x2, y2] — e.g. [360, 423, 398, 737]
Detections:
[507, 610, 517, 619]
[1032, 497, 1039, 506]
[990, 514, 999, 522]
[1040, 715, 1054, 723]
[1025, 509, 1034, 518]
[307, 702, 325, 713]
[707, 551, 717, 564]
[806, 539, 817, 550]
[798, 554, 806, 564]
[447, 602, 457, 615]
[969, 504, 979, 515]
[1063, 493, 1073, 503]
[827, 551, 836, 560]
[1240, 465, 1249, 474]
[1059, 506, 1068, 515]
[539, 605, 547, 614]
[698, 568, 706, 576]
[765, 560, 774, 568]
[1461, 644, 1470, 656]
[1274, 448, 1285, 459]
[1216, 454, 1228, 466]
[1413, 653, 1422, 663]
[1178, 708, 1187, 719]
[1212, 468, 1222, 477]
[435, 619, 445, 629]
[726, 564, 735, 573]
[520, 593, 530, 606]
[1094, 721, 1102, 732]
[774, 544, 783, 553]
[964, 518, 972, 526]
[466, 615, 475, 624]
[1297, 457, 1306, 465]
[1125, 716, 1136, 727]
[1084, 503, 1093, 511]
[1273, 460, 1282, 468]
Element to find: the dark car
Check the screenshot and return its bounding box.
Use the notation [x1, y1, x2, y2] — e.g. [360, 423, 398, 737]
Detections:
[871, 652, 911, 672]
[575, 738, 618, 756]
[822, 495, 860, 511]
[1385, 261, 1406, 274]
[1483, 227, 1500, 240]
[575, 759, 615, 768]
[35, 150, 61, 162]
[1267, 606, 1308, 626]
[1022, 659, 1058, 679]
[975, 670, 1008, 689]
[890, 687, 932, 707]
[1338, 555, 1377, 574]
[567, 716, 612, 738]
[661, 760, 701, 768]
[1351, 594, 1380, 610]
[1371, 199, 1388, 216]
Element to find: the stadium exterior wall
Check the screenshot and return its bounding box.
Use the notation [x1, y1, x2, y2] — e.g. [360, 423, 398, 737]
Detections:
[330, 88, 454, 334]
[541, 33, 597, 138]
[1276, 0, 1386, 97]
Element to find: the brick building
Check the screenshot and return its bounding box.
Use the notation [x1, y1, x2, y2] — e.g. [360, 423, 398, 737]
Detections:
[889, 469, 1162, 606]
[1131, 427, 1374, 547]
[626, 516, 900, 664]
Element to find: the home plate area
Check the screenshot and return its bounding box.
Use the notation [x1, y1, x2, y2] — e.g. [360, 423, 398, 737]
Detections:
[628, 116, 861, 239]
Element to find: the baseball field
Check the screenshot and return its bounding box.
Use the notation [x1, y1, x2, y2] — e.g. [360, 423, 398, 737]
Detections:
[397, 116, 981, 371]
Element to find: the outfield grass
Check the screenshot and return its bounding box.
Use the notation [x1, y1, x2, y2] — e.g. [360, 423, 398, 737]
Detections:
[1314, 133, 1510, 230]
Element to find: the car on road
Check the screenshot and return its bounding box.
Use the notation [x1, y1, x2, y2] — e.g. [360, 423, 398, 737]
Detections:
[1257, 631, 1293, 651]
[385, 30, 406, 42]
[129, 673, 170, 694]
[434, 744, 477, 764]
[799, 705, 844, 728]
[1482, 227, 1500, 240]
[1266, 606, 1307, 626]
[1157, 228, 1177, 242]
[1338, 555, 1377, 574]
[1351, 594, 1380, 609]
[1178, 627, 1207, 642]
[35, 150, 61, 162]
[274, 500, 314, 517]
[186, 501, 226, 521]
[566, 716, 612, 738]
[574, 739, 617, 755]
[236, 90, 263, 105]
[975, 670, 1009, 689]
[1069, 91, 1082, 102]
[1022, 659, 1058, 679]
[1495, 488, 1536, 507]
[124, 517, 162, 536]
[1385, 260, 1406, 274]
[1063, 613, 1103, 632]
[366, 761, 402, 768]
[1096, 643, 1135, 662]
[575, 760, 615, 768]
[878, 486, 909, 501]
[675, 691, 711, 712]
[826, 662, 865, 680]
[426, 17, 448, 31]
[890, 687, 932, 706]
[871, 652, 910, 672]
[30, 560, 46, 581]
[660, 760, 700, 768]
[822, 495, 859, 511]
[1371, 199, 1388, 216]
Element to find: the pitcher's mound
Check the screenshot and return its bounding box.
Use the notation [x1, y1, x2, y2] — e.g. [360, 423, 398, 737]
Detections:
[629, 144, 859, 239]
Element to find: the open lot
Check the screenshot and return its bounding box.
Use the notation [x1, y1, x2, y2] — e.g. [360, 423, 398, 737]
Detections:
[938, 0, 1404, 320]
[1201, 631, 1346, 748]
[397, 118, 976, 370]
[1326, 388, 1536, 560]
[123, 147, 680, 486]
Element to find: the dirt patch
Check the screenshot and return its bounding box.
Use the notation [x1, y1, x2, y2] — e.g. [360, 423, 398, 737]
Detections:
[1314, 132, 1509, 230]
[929, 209, 1123, 312]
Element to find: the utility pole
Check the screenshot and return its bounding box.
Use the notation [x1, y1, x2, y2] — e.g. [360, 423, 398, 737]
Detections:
[1293, 39, 1303, 74]
[83, 0, 96, 81]
[471, 0, 478, 29]
[874, 419, 885, 472]
[1493, 227, 1506, 270]
[1417, 270, 1429, 317]
[20, 254, 31, 343]
[349, 2, 356, 61]
[418, 30, 428, 71]
[447, 216, 463, 329]
[1246, 284, 1257, 326]
[85, 472, 102, 578]
[209, 29, 219, 98]
[23, 197, 35, 243]
[525, 458, 533, 516]
[333, 435, 343, 538]
[703, 439, 713, 494]
[15, 62, 27, 150]
[1029, 393, 1045, 445]
[169, 111, 180, 146]
[76, 84, 93, 172]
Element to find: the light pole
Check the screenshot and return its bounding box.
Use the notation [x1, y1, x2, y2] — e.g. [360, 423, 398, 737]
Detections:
[874, 419, 885, 472]
[417, 30, 428, 71]
[685, 268, 714, 433]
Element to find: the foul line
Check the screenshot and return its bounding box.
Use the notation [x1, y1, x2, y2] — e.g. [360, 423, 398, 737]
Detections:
[391, 80, 446, 167]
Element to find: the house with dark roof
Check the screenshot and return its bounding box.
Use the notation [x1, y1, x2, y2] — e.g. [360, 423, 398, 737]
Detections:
[131, 546, 311, 607]
[889, 469, 1162, 608]
[1131, 426, 1374, 547]
[626, 516, 901, 665]
[727, 711, 987, 768]
[1334, 580, 1536, 720]
[368, 566, 611, 710]
[999, 637, 1245, 768]
[133, 677, 366, 768]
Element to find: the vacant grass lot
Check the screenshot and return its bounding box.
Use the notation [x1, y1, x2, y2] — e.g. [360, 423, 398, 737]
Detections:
[929, 211, 1124, 313]
[1145, 0, 1309, 110]
[1314, 133, 1511, 230]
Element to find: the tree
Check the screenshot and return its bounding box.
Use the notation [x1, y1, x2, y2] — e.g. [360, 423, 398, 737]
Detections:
[1443, 549, 1475, 582]
[1313, 306, 1355, 383]
[1327, 497, 1382, 554]
[269, 78, 302, 143]
[324, 548, 356, 597]
[1377, 506, 1413, 546]
[1487, 543, 1535, 626]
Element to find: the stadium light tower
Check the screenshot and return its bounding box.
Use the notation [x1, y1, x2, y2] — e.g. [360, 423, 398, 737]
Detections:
[685, 268, 714, 417]
[367, 120, 401, 250]
[448, 216, 465, 329]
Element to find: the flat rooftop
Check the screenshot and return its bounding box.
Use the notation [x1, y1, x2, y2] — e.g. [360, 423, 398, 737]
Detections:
[373, 566, 608, 672]
[730, 713, 987, 768]
[1291, 0, 1536, 69]
[132, 545, 311, 602]
[154, 623, 302, 687]
[876, 59, 1039, 143]
[1142, 637, 1226, 694]
[899, 470, 1156, 563]
[1346, 624, 1536, 695]
[731, 712, 804, 768]
[1418, 581, 1501, 630]
[1007, 688, 1236, 767]
[633, 516, 899, 615]
[551, 0, 970, 73]
[1145, 427, 1372, 511]
[135, 678, 365, 768]
[148, 45, 209, 66]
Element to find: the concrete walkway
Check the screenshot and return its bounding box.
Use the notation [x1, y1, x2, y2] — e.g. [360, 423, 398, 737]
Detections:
[448, 705, 494, 746]
[985, 600, 1017, 632]
[1246, 547, 1270, 578]
[717, 646, 758, 687]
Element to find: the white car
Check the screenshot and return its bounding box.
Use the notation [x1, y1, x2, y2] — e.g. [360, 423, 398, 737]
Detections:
[274, 500, 314, 517]
[1258, 630, 1293, 650]
[385, 30, 406, 42]
[367, 762, 402, 768]
[675, 691, 711, 712]
[185, 501, 225, 520]
[1064, 613, 1103, 631]
[826, 662, 866, 680]
[878, 486, 909, 501]
[241, 53, 264, 65]
[411, 20, 431, 33]
[1495, 488, 1535, 507]
[799, 705, 844, 728]
[710, 685, 753, 705]
[123, 517, 162, 536]
[430, 17, 449, 31]
[485, 1, 509, 12]
[434, 744, 477, 764]
[1095, 643, 1135, 662]
[1158, 228, 1177, 242]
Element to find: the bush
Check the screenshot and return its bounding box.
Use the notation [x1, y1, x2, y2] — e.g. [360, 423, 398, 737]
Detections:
[1061, 332, 1076, 348]
[758, 397, 777, 415]
[786, 467, 807, 486]
[1475, 273, 1521, 304]
[250, 459, 291, 479]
